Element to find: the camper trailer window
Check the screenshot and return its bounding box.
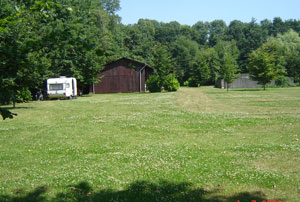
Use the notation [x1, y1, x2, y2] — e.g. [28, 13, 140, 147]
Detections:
[66, 83, 70, 88]
[50, 84, 63, 90]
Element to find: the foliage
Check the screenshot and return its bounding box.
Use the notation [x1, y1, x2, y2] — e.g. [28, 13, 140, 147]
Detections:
[1, 1, 300, 102]
[101, 0, 121, 14]
[163, 74, 180, 91]
[190, 48, 220, 86]
[152, 45, 174, 79]
[187, 77, 200, 87]
[150, 45, 179, 92]
[275, 30, 300, 84]
[0, 0, 120, 103]
[248, 41, 286, 90]
[0, 78, 14, 105]
[15, 87, 32, 103]
[275, 76, 291, 87]
[170, 36, 200, 83]
[208, 20, 227, 46]
[146, 75, 161, 92]
[215, 40, 239, 91]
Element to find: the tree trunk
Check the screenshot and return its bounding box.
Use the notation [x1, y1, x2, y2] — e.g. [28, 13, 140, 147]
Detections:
[12, 94, 16, 108]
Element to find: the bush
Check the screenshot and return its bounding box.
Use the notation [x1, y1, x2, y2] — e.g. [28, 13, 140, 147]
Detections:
[146, 75, 162, 92]
[15, 87, 32, 103]
[275, 76, 292, 87]
[163, 74, 180, 92]
[275, 76, 289, 87]
[187, 77, 200, 87]
[183, 80, 189, 86]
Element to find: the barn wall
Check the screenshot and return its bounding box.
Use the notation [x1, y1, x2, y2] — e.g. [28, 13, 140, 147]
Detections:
[92, 58, 153, 94]
[94, 65, 140, 93]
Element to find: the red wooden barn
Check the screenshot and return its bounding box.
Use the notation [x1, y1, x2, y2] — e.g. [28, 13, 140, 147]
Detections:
[92, 57, 153, 94]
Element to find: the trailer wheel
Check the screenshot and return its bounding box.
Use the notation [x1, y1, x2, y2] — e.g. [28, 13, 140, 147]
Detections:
[68, 96, 72, 100]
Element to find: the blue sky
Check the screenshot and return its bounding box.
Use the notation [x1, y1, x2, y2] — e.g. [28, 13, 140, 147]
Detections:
[117, 0, 300, 25]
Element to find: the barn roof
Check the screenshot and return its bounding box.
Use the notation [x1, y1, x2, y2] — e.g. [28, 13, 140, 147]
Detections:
[104, 57, 153, 71]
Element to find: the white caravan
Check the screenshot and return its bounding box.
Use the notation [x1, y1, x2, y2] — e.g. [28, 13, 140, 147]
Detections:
[47, 77, 77, 99]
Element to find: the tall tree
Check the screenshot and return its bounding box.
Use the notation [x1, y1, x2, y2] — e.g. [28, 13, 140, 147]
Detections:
[192, 21, 210, 46]
[215, 40, 239, 91]
[152, 44, 174, 80]
[170, 36, 200, 84]
[0, 0, 118, 103]
[190, 47, 220, 86]
[275, 30, 300, 84]
[248, 41, 286, 90]
[0, 0, 61, 104]
[208, 20, 227, 46]
[101, 0, 120, 15]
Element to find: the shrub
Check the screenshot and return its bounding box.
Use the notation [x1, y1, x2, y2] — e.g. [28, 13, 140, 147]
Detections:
[146, 75, 162, 92]
[15, 87, 32, 103]
[163, 74, 180, 92]
[275, 76, 290, 87]
[183, 80, 189, 86]
[187, 77, 200, 87]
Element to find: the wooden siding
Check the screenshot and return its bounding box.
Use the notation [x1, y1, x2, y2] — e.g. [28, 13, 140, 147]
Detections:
[93, 58, 153, 94]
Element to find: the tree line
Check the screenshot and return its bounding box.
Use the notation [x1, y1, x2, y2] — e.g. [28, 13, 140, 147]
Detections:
[1, 0, 300, 104]
[125, 19, 300, 90]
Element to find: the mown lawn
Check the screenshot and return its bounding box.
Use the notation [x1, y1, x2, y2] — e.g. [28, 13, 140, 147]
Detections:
[0, 87, 300, 202]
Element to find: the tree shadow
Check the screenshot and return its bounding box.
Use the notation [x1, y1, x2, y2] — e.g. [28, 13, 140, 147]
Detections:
[0, 180, 278, 202]
[231, 88, 264, 92]
[0, 186, 48, 202]
[0, 106, 34, 110]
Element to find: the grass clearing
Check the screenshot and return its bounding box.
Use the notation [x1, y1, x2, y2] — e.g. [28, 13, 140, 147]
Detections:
[1, 87, 300, 201]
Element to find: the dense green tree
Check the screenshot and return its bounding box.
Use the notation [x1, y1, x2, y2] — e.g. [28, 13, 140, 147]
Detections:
[208, 20, 227, 46]
[192, 21, 210, 46]
[190, 47, 220, 86]
[227, 20, 246, 42]
[170, 36, 200, 84]
[194, 53, 211, 85]
[248, 41, 286, 90]
[271, 17, 288, 36]
[0, 0, 60, 105]
[240, 19, 268, 72]
[152, 45, 174, 79]
[155, 21, 181, 43]
[222, 53, 239, 92]
[215, 40, 239, 91]
[275, 30, 300, 84]
[2, 0, 300, 105]
[0, 0, 120, 103]
[123, 19, 157, 63]
[149, 45, 180, 92]
[203, 48, 221, 84]
[101, 0, 120, 15]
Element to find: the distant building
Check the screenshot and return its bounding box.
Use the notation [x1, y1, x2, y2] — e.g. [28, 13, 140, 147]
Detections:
[92, 57, 153, 94]
[217, 74, 294, 89]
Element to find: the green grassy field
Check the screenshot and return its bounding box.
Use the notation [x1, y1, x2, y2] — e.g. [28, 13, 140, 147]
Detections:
[1, 87, 300, 202]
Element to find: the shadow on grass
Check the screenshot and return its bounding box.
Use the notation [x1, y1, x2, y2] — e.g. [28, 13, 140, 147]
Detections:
[0, 106, 34, 110]
[0, 180, 273, 202]
[231, 88, 264, 92]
